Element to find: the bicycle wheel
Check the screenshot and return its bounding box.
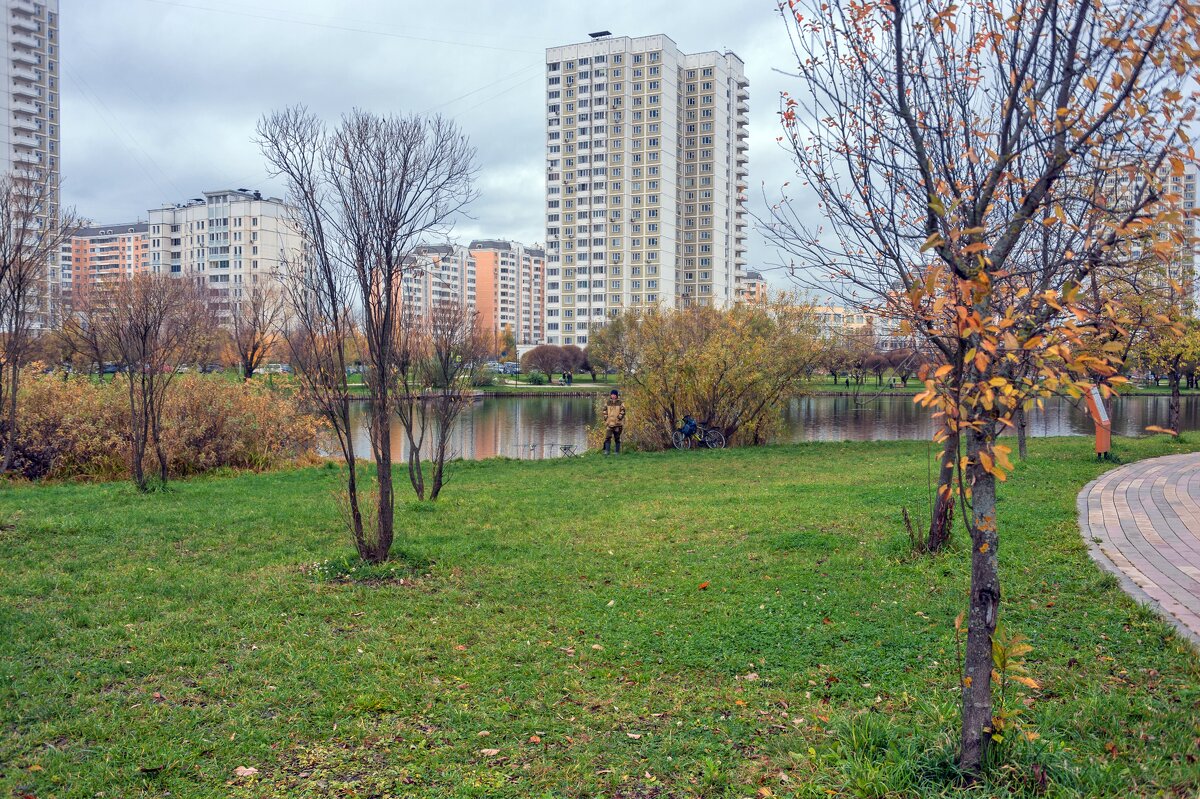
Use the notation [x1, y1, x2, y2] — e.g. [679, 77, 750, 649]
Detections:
[672, 430, 691, 450]
[703, 428, 726, 449]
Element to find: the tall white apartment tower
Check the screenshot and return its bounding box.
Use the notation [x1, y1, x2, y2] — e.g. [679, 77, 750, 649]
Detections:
[544, 33, 748, 346]
[2, 1, 61, 318]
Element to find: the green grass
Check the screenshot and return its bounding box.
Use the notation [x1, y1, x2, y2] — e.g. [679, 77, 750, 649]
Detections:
[2, 437, 1199, 798]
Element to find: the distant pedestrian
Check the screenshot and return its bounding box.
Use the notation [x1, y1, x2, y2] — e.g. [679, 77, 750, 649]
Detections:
[602, 389, 626, 455]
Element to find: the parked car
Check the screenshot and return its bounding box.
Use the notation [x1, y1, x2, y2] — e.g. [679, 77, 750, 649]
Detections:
[502, 362, 520, 374]
[265, 363, 293, 374]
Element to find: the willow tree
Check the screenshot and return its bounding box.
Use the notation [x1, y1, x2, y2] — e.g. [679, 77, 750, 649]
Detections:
[766, 0, 1199, 773]
[258, 107, 476, 564]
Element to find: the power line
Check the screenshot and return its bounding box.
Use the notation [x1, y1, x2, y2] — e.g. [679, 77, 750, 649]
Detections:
[63, 66, 185, 201]
[141, 0, 544, 55]
[422, 62, 543, 115]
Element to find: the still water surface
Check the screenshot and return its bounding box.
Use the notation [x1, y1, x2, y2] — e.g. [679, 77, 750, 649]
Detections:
[345, 393, 1200, 461]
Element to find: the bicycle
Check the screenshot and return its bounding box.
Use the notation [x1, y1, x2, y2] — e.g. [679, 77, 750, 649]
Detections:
[671, 415, 726, 450]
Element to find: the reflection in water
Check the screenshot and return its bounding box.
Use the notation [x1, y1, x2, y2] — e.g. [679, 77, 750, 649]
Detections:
[347, 396, 597, 462]
[342, 393, 1200, 462]
[780, 393, 1200, 442]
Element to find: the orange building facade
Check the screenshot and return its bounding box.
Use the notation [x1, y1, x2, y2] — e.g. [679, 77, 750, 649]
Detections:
[60, 222, 151, 309]
[736, 269, 769, 304]
[469, 240, 546, 349]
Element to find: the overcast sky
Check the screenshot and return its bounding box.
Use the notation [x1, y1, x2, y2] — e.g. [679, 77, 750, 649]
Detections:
[63, 1, 810, 285]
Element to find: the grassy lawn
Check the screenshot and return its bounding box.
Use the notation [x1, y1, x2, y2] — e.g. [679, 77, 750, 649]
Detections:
[2, 437, 1199, 798]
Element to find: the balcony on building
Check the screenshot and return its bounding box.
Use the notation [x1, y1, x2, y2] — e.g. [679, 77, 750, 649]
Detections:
[12, 132, 38, 149]
[11, 113, 35, 133]
[737, 99, 749, 114]
[11, 48, 36, 66]
[11, 65, 37, 82]
[10, 31, 36, 49]
[10, 0, 36, 15]
[10, 14, 37, 33]
[11, 80, 37, 99]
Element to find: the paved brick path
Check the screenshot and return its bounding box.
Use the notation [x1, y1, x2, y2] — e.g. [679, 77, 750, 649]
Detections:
[1078, 452, 1200, 648]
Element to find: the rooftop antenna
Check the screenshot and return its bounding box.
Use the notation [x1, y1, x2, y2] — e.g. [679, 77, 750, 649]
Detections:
[588, 30, 611, 39]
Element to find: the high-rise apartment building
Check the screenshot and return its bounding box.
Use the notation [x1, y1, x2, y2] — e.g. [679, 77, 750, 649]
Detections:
[60, 222, 150, 308]
[543, 33, 749, 346]
[399, 244, 477, 323]
[2, 1, 61, 319]
[1162, 161, 1198, 303]
[469, 239, 545, 347]
[147, 189, 302, 320]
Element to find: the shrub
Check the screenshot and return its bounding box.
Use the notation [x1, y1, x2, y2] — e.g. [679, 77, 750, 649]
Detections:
[589, 300, 824, 450]
[9, 371, 323, 481]
[527, 369, 548, 386]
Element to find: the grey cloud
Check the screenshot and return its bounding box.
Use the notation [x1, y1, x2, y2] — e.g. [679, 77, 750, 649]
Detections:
[65, 0, 817, 288]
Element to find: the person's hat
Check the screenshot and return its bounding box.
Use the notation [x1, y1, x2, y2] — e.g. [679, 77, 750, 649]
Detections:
[610, 389, 619, 397]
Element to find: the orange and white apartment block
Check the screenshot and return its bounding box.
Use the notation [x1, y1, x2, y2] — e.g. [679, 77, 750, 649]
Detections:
[469, 239, 546, 347]
[59, 223, 150, 308]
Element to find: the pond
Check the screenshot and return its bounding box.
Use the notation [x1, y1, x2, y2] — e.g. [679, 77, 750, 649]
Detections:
[344, 392, 1200, 461]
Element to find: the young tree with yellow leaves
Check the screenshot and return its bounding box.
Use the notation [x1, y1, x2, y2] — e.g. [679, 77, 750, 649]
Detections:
[766, 0, 1199, 773]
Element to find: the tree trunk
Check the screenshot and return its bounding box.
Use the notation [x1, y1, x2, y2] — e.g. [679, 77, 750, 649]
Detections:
[129, 376, 149, 492]
[369, 393, 394, 563]
[927, 424, 957, 552]
[1015, 404, 1028, 460]
[2, 361, 19, 473]
[959, 425, 1001, 774]
[339, 397, 366, 559]
[151, 382, 169, 486]
[1169, 358, 1181, 436]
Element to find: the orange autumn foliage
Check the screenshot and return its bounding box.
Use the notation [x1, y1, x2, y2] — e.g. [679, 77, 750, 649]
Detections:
[10, 371, 323, 480]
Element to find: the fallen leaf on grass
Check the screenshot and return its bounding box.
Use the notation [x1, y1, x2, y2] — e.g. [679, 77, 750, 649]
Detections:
[698, 581, 710, 590]
[480, 748, 500, 757]
[626, 733, 642, 739]
[234, 766, 259, 777]
[529, 735, 542, 744]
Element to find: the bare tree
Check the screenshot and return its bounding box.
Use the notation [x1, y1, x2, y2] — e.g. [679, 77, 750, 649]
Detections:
[58, 282, 116, 376]
[258, 106, 477, 564]
[0, 169, 79, 472]
[106, 274, 208, 490]
[766, 0, 1197, 772]
[423, 299, 488, 499]
[230, 280, 285, 380]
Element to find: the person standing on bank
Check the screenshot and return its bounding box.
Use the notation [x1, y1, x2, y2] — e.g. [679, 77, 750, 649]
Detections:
[602, 389, 626, 455]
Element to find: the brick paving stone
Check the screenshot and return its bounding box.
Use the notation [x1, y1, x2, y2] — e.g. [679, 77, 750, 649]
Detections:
[1077, 453, 1200, 650]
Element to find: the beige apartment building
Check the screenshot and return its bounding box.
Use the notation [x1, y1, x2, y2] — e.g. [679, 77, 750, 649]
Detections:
[469, 239, 545, 347]
[544, 33, 749, 346]
[147, 189, 301, 320]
